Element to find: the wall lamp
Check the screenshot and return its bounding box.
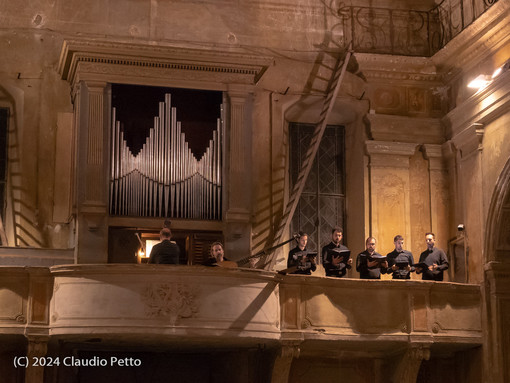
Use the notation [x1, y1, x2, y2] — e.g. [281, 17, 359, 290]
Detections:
[492, 59, 510, 79]
[467, 74, 492, 90]
[467, 59, 509, 90]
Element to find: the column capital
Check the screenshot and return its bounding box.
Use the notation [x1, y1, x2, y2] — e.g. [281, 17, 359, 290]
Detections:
[422, 144, 442, 159]
[422, 144, 446, 171]
[227, 83, 254, 99]
[83, 80, 108, 92]
[366, 140, 419, 168]
[451, 122, 485, 159]
[366, 140, 419, 156]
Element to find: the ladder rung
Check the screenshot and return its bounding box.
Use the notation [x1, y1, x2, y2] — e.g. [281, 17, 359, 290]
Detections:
[316, 75, 332, 82]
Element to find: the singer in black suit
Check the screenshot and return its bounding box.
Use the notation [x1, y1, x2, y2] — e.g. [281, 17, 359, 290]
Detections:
[287, 232, 316, 275]
[322, 227, 352, 278]
[356, 237, 388, 279]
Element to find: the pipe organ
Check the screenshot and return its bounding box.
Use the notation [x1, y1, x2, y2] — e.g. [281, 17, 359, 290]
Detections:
[109, 94, 223, 220]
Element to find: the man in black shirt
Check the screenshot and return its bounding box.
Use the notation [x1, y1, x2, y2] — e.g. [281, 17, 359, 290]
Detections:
[356, 237, 388, 279]
[416, 232, 449, 281]
[203, 241, 227, 266]
[287, 232, 316, 275]
[386, 235, 414, 279]
[322, 227, 352, 278]
[148, 228, 180, 264]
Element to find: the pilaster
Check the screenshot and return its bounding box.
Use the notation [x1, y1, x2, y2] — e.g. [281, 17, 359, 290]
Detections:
[74, 81, 110, 263]
[422, 144, 450, 252]
[224, 85, 253, 257]
[484, 262, 510, 383]
[391, 344, 431, 383]
[366, 141, 419, 255]
[24, 336, 49, 383]
[450, 122, 485, 283]
[271, 341, 301, 383]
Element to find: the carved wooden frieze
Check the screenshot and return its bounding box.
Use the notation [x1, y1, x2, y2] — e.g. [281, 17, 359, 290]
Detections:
[142, 283, 199, 325]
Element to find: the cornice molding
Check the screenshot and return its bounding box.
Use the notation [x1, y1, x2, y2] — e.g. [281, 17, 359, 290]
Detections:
[450, 123, 485, 160]
[422, 144, 447, 171]
[367, 114, 444, 145]
[356, 53, 441, 83]
[444, 70, 510, 136]
[58, 39, 274, 89]
[365, 140, 419, 157]
[422, 144, 443, 159]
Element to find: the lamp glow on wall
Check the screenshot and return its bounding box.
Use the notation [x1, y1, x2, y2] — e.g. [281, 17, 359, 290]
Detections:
[467, 74, 492, 90]
[144, 240, 159, 258]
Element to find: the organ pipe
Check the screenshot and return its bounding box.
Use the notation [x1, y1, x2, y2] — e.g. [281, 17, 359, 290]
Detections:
[109, 94, 223, 220]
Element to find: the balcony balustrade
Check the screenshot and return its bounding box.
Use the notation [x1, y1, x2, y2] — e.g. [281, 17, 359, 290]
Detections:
[0, 265, 482, 356]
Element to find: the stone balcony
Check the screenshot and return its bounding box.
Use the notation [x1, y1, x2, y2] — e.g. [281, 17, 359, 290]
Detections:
[0, 265, 482, 356]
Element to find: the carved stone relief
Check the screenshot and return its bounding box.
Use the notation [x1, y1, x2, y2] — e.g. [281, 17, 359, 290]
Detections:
[408, 87, 426, 113]
[372, 87, 405, 114]
[143, 283, 199, 325]
[370, 84, 444, 117]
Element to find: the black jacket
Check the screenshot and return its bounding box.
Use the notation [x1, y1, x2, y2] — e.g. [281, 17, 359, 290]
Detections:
[148, 240, 180, 264]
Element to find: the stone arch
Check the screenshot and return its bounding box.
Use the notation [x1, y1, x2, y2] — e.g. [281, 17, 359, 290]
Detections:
[485, 156, 510, 264]
[483, 155, 510, 383]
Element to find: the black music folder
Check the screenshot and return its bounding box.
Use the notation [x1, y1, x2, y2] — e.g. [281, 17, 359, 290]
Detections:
[368, 254, 387, 264]
[328, 248, 351, 263]
[412, 262, 429, 270]
[395, 261, 410, 269]
[294, 251, 317, 259]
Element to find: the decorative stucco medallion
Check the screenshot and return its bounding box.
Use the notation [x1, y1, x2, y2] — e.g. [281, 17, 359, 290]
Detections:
[143, 283, 199, 325]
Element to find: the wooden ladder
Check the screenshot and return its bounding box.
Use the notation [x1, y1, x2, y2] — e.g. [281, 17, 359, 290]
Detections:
[263, 47, 353, 270]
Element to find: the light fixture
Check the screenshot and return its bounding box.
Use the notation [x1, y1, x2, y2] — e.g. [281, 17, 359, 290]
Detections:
[135, 232, 149, 259]
[467, 74, 492, 90]
[492, 60, 510, 79]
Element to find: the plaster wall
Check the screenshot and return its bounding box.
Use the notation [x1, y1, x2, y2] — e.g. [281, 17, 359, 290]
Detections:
[0, 0, 351, 53]
[0, 32, 73, 248]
